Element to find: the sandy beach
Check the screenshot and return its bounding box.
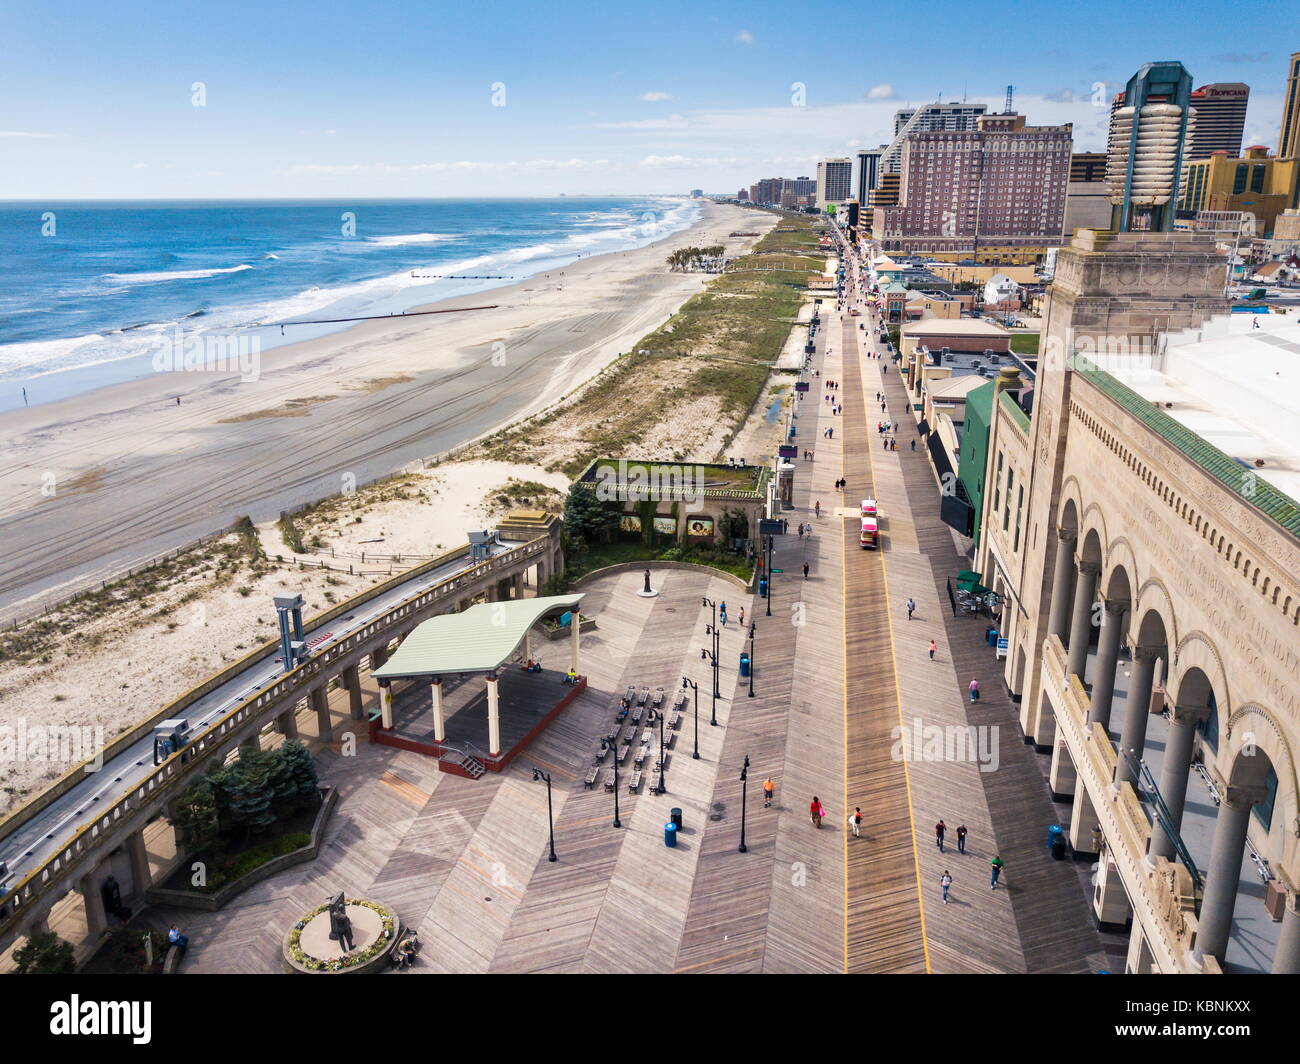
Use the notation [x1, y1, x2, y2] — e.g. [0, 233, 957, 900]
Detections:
[0, 200, 768, 620]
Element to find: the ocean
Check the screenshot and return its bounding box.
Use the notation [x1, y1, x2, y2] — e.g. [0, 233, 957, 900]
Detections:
[0, 197, 699, 411]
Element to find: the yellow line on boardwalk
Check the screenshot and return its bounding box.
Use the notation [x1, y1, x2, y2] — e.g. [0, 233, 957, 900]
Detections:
[862, 326, 933, 975]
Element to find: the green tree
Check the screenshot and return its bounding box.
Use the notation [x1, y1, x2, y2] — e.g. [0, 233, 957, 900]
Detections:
[171, 776, 220, 853]
[562, 489, 620, 554]
[276, 739, 320, 808]
[216, 750, 277, 838]
[14, 931, 76, 974]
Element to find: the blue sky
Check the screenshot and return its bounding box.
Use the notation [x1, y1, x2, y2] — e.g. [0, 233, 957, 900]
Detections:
[0, 0, 1293, 198]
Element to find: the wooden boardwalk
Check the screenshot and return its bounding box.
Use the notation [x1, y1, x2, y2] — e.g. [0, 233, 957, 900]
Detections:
[838, 318, 929, 973]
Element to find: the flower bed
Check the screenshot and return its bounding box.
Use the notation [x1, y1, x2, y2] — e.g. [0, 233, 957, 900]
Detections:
[282, 898, 400, 974]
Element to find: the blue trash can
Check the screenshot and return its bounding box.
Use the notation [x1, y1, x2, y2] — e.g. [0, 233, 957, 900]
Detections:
[664, 822, 678, 848]
[1048, 824, 1066, 860]
[759, 578, 768, 599]
[739, 652, 751, 678]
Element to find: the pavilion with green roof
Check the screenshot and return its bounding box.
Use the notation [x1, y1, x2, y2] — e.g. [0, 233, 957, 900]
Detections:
[372, 594, 585, 765]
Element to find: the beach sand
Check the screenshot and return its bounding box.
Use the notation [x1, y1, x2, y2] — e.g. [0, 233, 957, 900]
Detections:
[0, 201, 770, 620]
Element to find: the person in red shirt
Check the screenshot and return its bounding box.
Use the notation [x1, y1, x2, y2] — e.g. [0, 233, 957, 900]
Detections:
[810, 797, 825, 829]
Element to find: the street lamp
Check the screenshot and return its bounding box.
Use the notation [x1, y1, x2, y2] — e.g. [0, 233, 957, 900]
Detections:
[700, 643, 718, 726]
[682, 677, 700, 759]
[747, 622, 756, 698]
[765, 535, 774, 617]
[649, 707, 666, 794]
[739, 755, 750, 853]
[531, 768, 557, 862]
[701, 597, 720, 697]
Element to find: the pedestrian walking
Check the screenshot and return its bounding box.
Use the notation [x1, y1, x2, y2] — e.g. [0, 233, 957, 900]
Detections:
[928, 640, 937, 660]
[738, 606, 745, 627]
[935, 820, 946, 852]
[881, 401, 886, 412]
[719, 602, 728, 625]
[906, 597, 915, 620]
[828, 427, 833, 439]
[940, 871, 952, 904]
[802, 561, 809, 579]
[990, 854, 1005, 888]
[763, 777, 775, 807]
[814, 500, 820, 517]
[910, 439, 916, 452]
[891, 439, 897, 451]
[810, 797, 826, 829]
[848, 807, 862, 838]
[956, 824, 968, 854]
[883, 438, 888, 451]
[969, 678, 980, 703]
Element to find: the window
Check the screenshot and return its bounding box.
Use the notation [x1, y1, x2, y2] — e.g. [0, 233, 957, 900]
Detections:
[1232, 164, 1249, 195]
[1198, 690, 1219, 753]
[1013, 486, 1024, 552]
[1003, 469, 1014, 531]
[1250, 165, 1266, 194]
[1253, 765, 1278, 832]
[993, 452, 1003, 513]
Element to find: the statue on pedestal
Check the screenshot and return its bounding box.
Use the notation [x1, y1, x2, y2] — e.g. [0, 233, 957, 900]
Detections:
[327, 892, 355, 952]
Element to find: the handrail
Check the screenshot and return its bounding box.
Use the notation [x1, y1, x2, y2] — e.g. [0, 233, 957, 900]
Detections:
[0, 534, 551, 938]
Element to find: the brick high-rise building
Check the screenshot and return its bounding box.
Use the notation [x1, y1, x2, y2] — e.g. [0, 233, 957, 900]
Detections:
[884, 103, 988, 173]
[878, 112, 1072, 260]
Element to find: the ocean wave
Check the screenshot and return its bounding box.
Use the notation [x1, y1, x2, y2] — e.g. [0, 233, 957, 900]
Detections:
[366, 233, 454, 247]
[102, 264, 255, 285]
[0, 333, 106, 373]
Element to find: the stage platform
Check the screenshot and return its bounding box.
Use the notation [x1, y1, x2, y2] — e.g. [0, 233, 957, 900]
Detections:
[369, 666, 587, 773]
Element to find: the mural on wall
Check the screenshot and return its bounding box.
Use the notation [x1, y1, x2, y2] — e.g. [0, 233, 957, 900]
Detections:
[686, 516, 715, 537]
[619, 515, 642, 532]
[653, 516, 678, 535]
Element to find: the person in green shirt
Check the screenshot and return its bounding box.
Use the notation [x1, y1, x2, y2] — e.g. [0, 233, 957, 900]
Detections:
[990, 854, 1005, 889]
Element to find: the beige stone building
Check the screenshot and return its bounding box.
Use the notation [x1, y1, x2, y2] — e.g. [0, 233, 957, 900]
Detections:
[973, 228, 1300, 973]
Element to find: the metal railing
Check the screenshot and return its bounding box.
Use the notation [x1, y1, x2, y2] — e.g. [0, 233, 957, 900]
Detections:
[0, 534, 551, 941]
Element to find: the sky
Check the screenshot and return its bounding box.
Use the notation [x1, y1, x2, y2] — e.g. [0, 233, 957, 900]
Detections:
[0, 0, 1294, 199]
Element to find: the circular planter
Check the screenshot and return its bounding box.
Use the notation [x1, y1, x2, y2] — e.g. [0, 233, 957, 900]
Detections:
[282, 898, 401, 974]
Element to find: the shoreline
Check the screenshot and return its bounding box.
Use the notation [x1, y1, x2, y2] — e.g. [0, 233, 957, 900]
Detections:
[0, 201, 769, 620]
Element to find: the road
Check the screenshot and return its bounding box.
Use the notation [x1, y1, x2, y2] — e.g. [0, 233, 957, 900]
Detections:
[0, 537, 511, 892]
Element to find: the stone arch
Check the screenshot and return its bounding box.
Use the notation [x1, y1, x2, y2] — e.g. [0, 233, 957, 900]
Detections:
[1170, 632, 1231, 732]
[1056, 477, 1085, 535]
[1104, 537, 1139, 595]
[1223, 704, 1300, 860]
[1132, 579, 1179, 659]
[1078, 502, 1110, 562]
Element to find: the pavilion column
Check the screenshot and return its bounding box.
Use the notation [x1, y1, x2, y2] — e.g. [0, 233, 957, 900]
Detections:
[1116, 647, 1160, 788]
[486, 672, 501, 757]
[311, 686, 334, 744]
[431, 679, 445, 743]
[570, 613, 581, 674]
[523, 630, 531, 663]
[378, 679, 394, 730]
[1194, 785, 1265, 967]
[1046, 530, 1077, 642]
[1148, 704, 1208, 863]
[277, 707, 299, 740]
[1273, 895, 1300, 974]
[1066, 561, 1101, 679]
[343, 664, 364, 721]
[79, 871, 108, 939]
[125, 827, 153, 896]
[1087, 598, 1128, 731]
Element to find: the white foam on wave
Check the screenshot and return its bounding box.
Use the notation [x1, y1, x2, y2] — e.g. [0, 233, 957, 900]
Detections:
[102, 263, 255, 285]
[366, 233, 455, 247]
[0, 333, 106, 373]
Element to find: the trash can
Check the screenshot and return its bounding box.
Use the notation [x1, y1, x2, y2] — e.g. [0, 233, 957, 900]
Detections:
[739, 652, 751, 678]
[1048, 824, 1066, 861]
[759, 578, 768, 599]
[664, 822, 678, 848]
[670, 808, 683, 830]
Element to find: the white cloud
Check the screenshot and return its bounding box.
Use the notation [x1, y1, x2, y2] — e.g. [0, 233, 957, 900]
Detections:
[640, 91, 672, 102]
[866, 83, 893, 100]
[133, 162, 148, 169]
[640, 154, 725, 168]
[590, 114, 689, 130]
[735, 30, 754, 44]
[0, 130, 54, 138]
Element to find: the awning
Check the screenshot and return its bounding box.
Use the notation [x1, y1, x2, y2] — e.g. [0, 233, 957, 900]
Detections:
[956, 570, 981, 583]
[373, 594, 584, 679]
[917, 418, 930, 435]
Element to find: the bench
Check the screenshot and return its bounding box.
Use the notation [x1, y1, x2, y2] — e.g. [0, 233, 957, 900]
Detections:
[649, 770, 662, 794]
[628, 770, 642, 793]
[652, 687, 664, 707]
[637, 687, 650, 705]
[661, 731, 675, 749]
[616, 743, 630, 764]
[584, 766, 600, 787]
[673, 691, 686, 711]
[625, 685, 636, 704]
[666, 711, 681, 731]
[640, 728, 653, 745]
[634, 748, 647, 767]
[163, 946, 184, 974]
[630, 708, 643, 725]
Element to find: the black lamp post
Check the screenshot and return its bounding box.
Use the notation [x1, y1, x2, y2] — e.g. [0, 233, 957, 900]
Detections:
[700, 644, 718, 726]
[531, 768, 557, 862]
[747, 622, 756, 698]
[651, 708, 666, 794]
[765, 535, 774, 617]
[682, 677, 700, 759]
[739, 755, 750, 853]
[701, 597, 720, 699]
[609, 739, 622, 829]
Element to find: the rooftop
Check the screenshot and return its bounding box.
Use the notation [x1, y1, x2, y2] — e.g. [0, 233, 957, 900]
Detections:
[902, 319, 1011, 337]
[1088, 313, 1300, 520]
